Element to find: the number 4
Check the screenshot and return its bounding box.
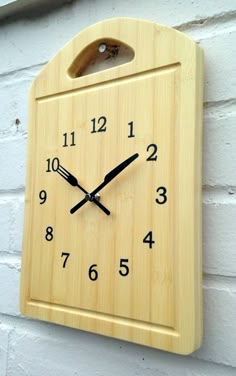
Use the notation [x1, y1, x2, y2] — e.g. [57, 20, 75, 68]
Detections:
[143, 231, 155, 249]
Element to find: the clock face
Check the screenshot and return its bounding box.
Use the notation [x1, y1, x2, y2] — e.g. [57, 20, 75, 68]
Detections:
[21, 18, 203, 355]
[30, 68, 176, 327]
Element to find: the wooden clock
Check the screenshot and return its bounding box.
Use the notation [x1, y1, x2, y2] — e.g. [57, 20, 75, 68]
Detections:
[20, 18, 203, 355]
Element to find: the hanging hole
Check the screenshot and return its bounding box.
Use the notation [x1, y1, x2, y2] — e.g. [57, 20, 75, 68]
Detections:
[98, 43, 107, 54]
[68, 39, 135, 78]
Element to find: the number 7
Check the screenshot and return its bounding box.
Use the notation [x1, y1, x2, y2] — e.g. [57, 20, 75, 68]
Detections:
[61, 252, 70, 268]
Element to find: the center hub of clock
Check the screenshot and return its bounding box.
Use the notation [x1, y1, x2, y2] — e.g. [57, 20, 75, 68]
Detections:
[85, 193, 100, 202]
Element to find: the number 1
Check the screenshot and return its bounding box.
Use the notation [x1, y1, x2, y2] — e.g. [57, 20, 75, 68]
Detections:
[128, 121, 135, 138]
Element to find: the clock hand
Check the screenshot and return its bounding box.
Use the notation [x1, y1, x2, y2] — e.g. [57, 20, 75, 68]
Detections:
[70, 153, 139, 214]
[90, 152, 139, 197]
[56, 164, 110, 215]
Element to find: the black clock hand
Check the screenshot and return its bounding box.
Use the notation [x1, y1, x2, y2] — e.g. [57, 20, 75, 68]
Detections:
[56, 164, 110, 215]
[70, 153, 139, 214]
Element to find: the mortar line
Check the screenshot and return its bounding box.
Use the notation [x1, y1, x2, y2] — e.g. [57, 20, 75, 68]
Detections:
[175, 9, 236, 31]
[0, 61, 47, 79]
[0, 188, 25, 197]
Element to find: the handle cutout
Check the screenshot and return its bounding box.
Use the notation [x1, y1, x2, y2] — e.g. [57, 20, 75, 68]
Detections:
[68, 38, 134, 78]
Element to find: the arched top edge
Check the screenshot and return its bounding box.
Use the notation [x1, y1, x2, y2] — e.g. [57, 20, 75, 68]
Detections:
[32, 17, 202, 98]
[69, 17, 198, 45]
[43, 17, 198, 71]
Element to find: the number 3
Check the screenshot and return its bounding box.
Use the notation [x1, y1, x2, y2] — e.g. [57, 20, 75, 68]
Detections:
[156, 186, 167, 204]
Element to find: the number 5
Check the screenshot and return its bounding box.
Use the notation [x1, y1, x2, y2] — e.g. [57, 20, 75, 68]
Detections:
[119, 259, 129, 276]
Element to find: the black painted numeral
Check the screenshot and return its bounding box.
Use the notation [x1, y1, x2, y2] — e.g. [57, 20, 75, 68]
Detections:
[46, 157, 59, 172]
[45, 226, 53, 241]
[91, 116, 107, 133]
[62, 131, 76, 147]
[61, 252, 70, 268]
[39, 190, 47, 204]
[128, 121, 135, 138]
[146, 144, 158, 161]
[143, 231, 155, 249]
[88, 264, 98, 281]
[156, 186, 167, 204]
[119, 259, 129, 276]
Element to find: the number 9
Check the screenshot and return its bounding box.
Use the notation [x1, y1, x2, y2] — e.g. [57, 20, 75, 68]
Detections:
[39, 190, 47, 204]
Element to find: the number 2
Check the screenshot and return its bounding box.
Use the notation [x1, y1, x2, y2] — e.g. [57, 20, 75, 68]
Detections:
[146, 144, 157, 161]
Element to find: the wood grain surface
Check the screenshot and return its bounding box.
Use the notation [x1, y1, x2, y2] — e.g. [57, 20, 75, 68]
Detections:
[20, 18, 204, 355]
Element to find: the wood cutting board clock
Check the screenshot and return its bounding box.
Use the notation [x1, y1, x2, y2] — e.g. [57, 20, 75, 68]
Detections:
[20, 18, 204, 355]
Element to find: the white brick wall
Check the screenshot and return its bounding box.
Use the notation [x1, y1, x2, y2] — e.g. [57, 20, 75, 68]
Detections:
[0, 0, 235, 374]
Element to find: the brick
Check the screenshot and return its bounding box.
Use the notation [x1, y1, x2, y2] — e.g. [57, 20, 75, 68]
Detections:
[0, 66, 41, 136]
[193, 278, 236, 367]
[0, 136, 26, 190]
[200, 29, 236, 103]
[0, 201, 12, 253]
[9, 197, 24, 253]
[203, 202, 236, 276]
[0, 263, 20, 316]
[0, 197, 24, 254]
[0, 325, 9, 376]
[203, 111, 236, 186]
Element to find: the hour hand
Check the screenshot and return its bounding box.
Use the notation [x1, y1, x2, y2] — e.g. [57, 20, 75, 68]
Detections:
[56, 164, 110, 215]
[70, 153, 139, 214]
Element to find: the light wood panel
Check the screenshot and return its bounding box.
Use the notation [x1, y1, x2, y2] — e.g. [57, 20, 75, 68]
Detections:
[20, 18, 203, 355]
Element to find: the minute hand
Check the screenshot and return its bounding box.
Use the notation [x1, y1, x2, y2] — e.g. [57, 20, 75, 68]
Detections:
[70, 152, 139, 214]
